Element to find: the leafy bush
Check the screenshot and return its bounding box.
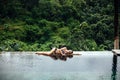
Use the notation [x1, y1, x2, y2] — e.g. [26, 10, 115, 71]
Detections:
[0, 0, 114, 51]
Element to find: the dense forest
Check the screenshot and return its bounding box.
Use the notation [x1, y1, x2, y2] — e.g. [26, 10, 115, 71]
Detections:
[0, 0, 118, 51]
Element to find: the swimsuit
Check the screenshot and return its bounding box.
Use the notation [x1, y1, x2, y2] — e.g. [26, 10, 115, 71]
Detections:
[61, 50, 65, 54]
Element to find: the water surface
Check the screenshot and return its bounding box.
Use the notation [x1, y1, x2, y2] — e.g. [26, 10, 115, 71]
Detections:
[0, 51, 120, 80]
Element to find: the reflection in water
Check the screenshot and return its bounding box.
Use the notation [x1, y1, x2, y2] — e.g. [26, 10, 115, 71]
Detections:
[48, 54, 73, 61]
[111, 55, 118, 80]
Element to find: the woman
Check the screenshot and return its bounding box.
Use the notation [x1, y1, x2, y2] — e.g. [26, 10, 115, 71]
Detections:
[35, 47, 73, 56]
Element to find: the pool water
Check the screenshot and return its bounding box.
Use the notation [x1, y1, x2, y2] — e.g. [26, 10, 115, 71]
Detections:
[0, 51, 120, 80]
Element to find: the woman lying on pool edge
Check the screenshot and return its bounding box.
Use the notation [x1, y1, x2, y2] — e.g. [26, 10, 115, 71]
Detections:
[36, 47, 81, 61]
[35, 47, 81, 56]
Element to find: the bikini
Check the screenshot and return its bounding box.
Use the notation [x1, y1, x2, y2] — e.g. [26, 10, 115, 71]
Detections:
[61, 50, 65, 54]
[53, 48, 65, 55]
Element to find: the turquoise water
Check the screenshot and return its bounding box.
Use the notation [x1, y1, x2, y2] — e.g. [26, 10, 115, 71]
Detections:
[0, 51, 119, 80]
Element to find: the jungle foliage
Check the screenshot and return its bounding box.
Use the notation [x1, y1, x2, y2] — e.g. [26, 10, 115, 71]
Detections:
[0, 0, 115, 51]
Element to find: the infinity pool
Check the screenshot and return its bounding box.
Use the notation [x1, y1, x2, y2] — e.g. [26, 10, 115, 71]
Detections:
[0, 51, 120, 80]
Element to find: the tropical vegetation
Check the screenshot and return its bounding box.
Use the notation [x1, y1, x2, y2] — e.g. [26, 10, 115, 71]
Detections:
[0, 0, 116, 51]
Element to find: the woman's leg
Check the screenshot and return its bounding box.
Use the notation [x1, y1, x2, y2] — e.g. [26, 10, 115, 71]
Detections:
[35, 52, 50, 56]
[49, 47, 56, 54]
[36, 47, 56, 56]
